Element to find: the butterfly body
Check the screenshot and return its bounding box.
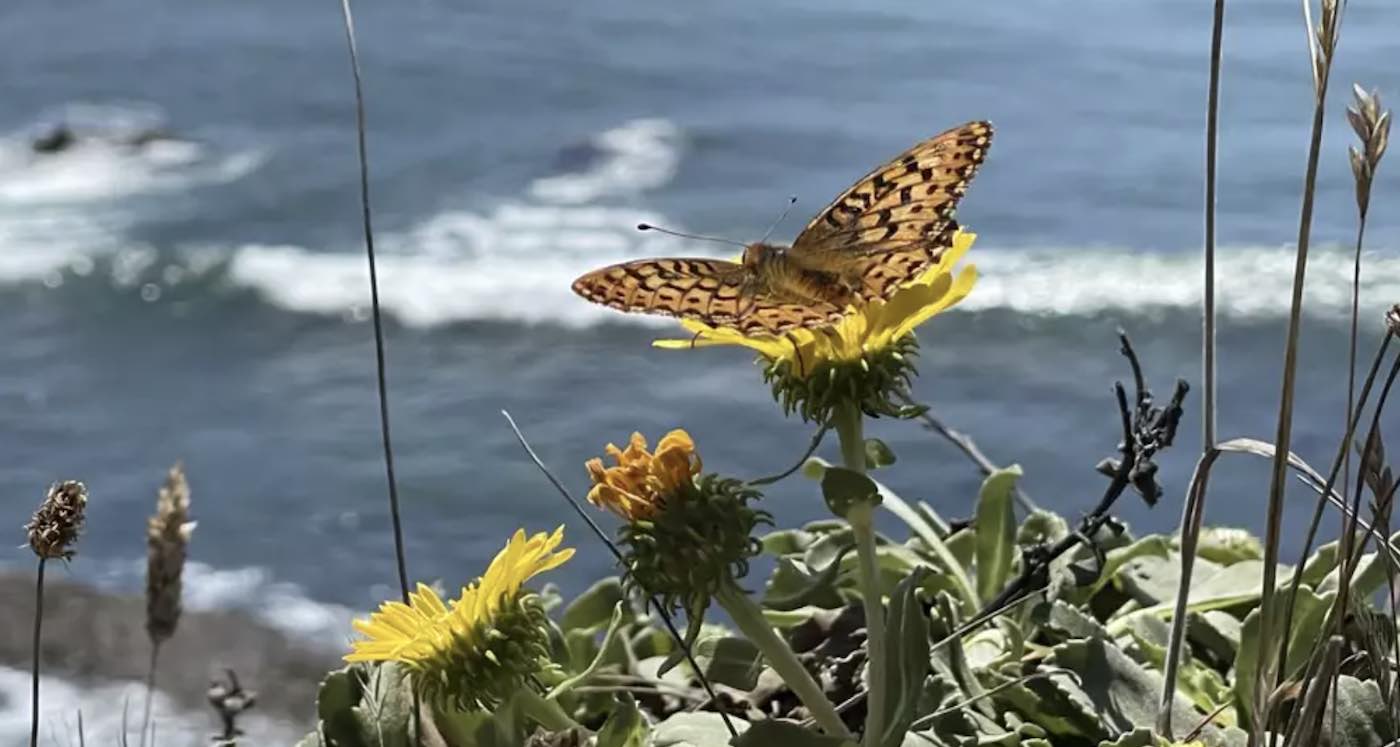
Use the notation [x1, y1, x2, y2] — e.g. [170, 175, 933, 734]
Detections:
[571, 120, 992, 335]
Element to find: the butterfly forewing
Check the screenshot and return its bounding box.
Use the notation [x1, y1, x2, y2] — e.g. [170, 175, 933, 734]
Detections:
[570, 258, 843, 334]
[791, 120, 991, 265]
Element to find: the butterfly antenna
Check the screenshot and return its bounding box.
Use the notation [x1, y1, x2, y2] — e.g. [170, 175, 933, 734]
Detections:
[636, 223, 746, 248]
[758, 195, 798, 244]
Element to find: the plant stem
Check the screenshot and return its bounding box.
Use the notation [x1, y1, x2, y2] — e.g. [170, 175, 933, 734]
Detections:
[517, 689, 583, 733]
[140, 643, 160, 747]
[715, 583, 852, 739]
[30, 558, 46, 747]
[833, 401, 886, 747]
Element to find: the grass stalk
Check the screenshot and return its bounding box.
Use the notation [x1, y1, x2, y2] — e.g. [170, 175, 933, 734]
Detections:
[335, 0, 410, 603]
[1253, 2, 1342, 740]
[1203, 0, 1224, 453]
[30, 558, 46, 747]
[1164, 2, 1226, 735]
[139, 644, 159, 747]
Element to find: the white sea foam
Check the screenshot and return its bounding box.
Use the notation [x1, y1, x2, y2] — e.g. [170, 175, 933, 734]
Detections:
[227, 234, 1400, 329]
[0, 101, 263, 204]
[83, 559, 359, 650]
[2, 112, 1396, 326]
[0, 666, 304, 746]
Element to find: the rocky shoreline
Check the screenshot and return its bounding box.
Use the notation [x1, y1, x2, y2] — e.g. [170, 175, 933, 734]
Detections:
[0, 570, 337, 730]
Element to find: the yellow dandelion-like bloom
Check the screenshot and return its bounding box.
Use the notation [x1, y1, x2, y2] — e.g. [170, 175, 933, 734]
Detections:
[655, 230, 977, 422]
[584, 429, 768, 622]
[585, 429, 701, 521]
[653, 229, 978, 368]
[345, 526, 573, 709]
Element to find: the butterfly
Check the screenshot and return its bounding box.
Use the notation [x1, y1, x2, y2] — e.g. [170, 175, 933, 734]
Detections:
[571, 120, 992, 336]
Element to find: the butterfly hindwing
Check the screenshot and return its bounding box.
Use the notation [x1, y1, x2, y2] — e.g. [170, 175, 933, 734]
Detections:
[848, 221, 962, 300]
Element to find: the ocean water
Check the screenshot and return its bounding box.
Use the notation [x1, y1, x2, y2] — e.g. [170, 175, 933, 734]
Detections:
[2, 0, 1400, 739]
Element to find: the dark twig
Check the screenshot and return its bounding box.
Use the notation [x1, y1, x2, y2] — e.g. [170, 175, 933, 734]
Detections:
[894, 389, 1038, 513]
[749, 423, 829, 486]
[207, 669, 256, 745]
[501, 411, 741, 739]
[975, 333, 1187, 619]
[336, 0, 410, 602]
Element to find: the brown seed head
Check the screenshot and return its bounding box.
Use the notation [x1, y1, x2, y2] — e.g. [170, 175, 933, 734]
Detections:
[25, 480, 88, 560]
[1387, 304, 1400, 336]
[147, 462, 195, 644]
[1346, 86, 1391, 217]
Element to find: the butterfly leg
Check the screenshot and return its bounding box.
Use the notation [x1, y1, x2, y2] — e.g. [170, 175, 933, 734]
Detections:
[688, 328, 705, 349]
[784, 331, 807, 378]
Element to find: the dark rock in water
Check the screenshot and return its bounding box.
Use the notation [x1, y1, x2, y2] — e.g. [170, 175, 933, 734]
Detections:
[0, 571, 335, 724]
[31, 124, 76, 154]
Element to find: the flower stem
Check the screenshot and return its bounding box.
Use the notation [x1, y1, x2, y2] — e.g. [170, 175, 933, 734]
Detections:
[518, 689, 581, 733]
[833, 401, 886, 747]
[30, 558, 46, 747]
[715, 583, 852, 739]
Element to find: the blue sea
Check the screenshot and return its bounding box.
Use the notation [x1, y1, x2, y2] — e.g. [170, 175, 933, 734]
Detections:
[2, 0, 1399, 740]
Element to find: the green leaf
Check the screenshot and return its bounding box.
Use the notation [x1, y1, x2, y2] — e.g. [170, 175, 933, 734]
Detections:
[596, 694, 649, 747]
[1328, 675, 1395, 747]
[864, 437, 898, 469]
[1192, 526, 1264, 565]
[1107, 560, 1270, 636]
[761, 528, 816, 556]
[315, 667, 367, 747]
[1088, 535, 1172, 597]
[1018, 510, 1073, 600]
[352, 663, 414, 747]
[732, 719, 856, 746]
[547, 602, 628, 699]
[1098, 727, 1170, 747]
[880, 479, 977, 612]
[695, 636, 765, 691]
[1316, 530, 1400, 600]
[821, 465, 881, 517]
[562, 577, 625, 633]
[1049, 637, 1220, 742]
[652, 712, 751, 746]
[764, 549, 851, 611]
[974, 466, 1023, 604]
[1030, 600, 1109, 642]
[1232, 585, 1334, 732]
[1299, 539, 1338, 588]
[880, 568, 932, 747]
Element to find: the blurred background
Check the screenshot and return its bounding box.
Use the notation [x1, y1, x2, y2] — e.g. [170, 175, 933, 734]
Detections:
[1, 0, 1398, 740]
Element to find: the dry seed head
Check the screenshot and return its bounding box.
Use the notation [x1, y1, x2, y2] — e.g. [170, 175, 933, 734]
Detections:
[1388, 303, 1400, 336]
[25, 480, 88, 560]
[147, 462, 195, 644]
[1347, 85, 1390, 216]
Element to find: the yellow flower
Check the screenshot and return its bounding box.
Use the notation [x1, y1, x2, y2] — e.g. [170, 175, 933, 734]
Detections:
[345, 527, 573, 709]
[585, 429, 701, 521]
[653, 229, 978, 370]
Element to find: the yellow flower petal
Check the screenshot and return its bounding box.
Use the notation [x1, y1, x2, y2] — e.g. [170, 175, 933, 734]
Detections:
[345, 529, 573, 667]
